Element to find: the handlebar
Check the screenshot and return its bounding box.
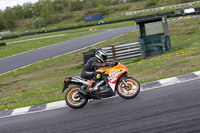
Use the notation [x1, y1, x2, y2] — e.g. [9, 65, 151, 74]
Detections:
[111, 61, 118, 67]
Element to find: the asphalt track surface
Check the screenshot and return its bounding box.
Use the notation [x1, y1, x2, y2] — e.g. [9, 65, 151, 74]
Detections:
[0, 26, 136, 74]
[0, 79, 200, 133]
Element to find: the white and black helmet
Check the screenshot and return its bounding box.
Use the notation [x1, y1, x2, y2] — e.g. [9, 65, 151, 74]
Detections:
[95, 49, 107, 63]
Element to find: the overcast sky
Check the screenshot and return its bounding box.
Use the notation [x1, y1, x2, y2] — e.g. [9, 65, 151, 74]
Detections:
[0, 0, 39, 10]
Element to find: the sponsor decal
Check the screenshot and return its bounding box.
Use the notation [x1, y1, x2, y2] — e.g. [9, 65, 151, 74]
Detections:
[108, 70, 121, 79]
[108, 70, 123, 84]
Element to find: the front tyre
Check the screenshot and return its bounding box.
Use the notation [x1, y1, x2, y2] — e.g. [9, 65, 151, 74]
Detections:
[117, 77, 140, 99]
[65, 86, 88, 109]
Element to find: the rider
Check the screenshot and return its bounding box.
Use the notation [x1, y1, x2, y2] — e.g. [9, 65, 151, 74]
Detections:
[81, 49, 110, 93]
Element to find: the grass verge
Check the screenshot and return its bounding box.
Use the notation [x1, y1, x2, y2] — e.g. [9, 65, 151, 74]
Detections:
[0, 31, 102, 59]
[0, 17, 200, 111]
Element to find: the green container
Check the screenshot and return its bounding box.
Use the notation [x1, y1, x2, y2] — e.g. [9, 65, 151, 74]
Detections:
[136, 16, 171, 58]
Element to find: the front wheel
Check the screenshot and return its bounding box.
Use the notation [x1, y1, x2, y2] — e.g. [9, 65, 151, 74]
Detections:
[65, 86, 88, 109]
[117, 77, 140, 99]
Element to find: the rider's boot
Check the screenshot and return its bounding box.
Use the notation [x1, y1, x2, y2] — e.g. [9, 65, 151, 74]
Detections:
[83, 80, 96, 94]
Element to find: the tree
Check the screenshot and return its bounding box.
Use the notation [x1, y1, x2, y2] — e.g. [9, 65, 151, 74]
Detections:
[111, 0, 120, 5]
[0, 12, 5, 30]
[38, 0, 54, 24]
[53, 0, 68, 13]
[32, 2, 41, 17]
[84, 0, 96, 15]
[22, 2, 34, 18]
[2, 8, 16, 30]
[13, 5, 23, 19]
[98, 0, 111, 6]
[68, 0, 84, 11]
[84, 0, 94, 10]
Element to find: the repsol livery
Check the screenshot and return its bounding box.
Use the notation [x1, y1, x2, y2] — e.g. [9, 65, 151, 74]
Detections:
[62, 62, 140, 109]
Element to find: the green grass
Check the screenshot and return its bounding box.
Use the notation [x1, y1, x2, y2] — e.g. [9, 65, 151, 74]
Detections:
[0, 31, 103, 59]
[0, 17, 200, 111]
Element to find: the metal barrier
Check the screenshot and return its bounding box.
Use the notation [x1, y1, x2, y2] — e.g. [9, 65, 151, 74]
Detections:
[102, 42, 141, 61]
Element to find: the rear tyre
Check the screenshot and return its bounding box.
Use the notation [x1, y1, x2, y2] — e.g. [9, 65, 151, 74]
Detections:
[117, 77, 140, 99]
[65, 86, 88, 109]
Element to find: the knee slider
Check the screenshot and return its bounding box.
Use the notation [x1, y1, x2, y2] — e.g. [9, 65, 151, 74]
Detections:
[96, 73, 101, 79]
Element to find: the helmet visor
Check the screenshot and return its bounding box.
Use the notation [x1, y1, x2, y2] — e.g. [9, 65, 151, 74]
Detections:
[102, 54, 107, 62]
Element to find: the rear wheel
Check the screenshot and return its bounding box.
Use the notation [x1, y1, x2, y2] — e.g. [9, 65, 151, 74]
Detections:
[117, 77, 140, 99]
[65, 86, 88, 109]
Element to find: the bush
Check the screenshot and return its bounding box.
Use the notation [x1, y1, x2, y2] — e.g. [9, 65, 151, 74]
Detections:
[48, 14, 59, 24]
[145, 0, 158, 7]
[48, 12, 73, 24]
[84, 9, 97, 16]
[33, 17, 46, 28]
[97, 4, 108, 15]
[75, 12, 85, 22]
[64, 11, 74, 19]
[157, 0, 180, 6]
[116, 4, 131, 11]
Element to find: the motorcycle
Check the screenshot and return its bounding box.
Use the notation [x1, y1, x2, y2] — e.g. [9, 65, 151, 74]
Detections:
[62, 62, 140, 109]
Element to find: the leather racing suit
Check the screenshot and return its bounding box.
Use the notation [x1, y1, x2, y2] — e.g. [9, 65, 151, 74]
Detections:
[81, 57, 109, 80]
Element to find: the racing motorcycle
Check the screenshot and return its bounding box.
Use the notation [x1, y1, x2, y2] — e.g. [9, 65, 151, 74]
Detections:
[62, 62, 140, 109]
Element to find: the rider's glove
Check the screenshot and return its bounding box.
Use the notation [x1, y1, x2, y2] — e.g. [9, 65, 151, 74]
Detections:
[106, 62, 111, 66]
[101, 62, 110, 67]
[101, 63, 106, 67]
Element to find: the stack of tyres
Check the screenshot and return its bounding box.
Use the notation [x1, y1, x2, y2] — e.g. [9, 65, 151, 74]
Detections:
[83, 49, 97, 64]
[0, 42, 6, 46]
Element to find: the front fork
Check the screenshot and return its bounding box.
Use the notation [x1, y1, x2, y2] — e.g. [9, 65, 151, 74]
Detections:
[121, 77, 129, 87]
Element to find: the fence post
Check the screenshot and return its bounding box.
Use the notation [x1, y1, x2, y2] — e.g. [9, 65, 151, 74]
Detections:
[112, 45, 116, 61]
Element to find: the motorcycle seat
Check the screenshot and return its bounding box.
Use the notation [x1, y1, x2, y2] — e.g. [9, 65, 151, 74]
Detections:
[73, 76, 89, 82]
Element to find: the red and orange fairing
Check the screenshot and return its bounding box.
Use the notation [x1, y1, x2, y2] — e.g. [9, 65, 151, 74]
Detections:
[96, 63, 128, 84]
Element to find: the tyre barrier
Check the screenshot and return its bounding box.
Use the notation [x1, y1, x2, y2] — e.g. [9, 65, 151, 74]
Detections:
[0, 42, 6, 46]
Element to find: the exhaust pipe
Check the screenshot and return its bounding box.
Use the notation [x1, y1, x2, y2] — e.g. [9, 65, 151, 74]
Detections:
[78, 89, 97, 99]
[78, 89, 87, 96]
[78, 89, 91, 99]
